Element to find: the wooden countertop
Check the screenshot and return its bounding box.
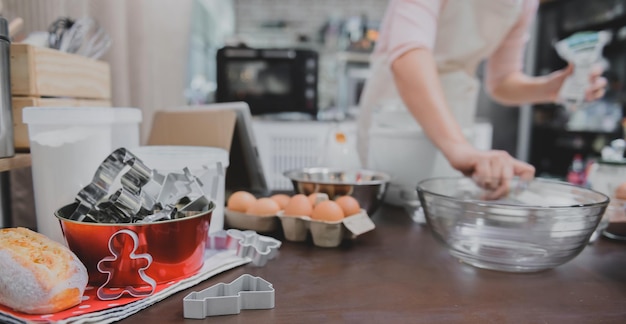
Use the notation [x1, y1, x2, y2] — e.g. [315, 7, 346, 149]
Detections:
[118, 205, 626, 323]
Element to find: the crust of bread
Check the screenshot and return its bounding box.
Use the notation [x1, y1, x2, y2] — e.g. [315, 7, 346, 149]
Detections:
[0, 227, 88, 314]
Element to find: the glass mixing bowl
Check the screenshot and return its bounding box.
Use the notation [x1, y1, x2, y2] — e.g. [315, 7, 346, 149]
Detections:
[417, 177, 609, 272]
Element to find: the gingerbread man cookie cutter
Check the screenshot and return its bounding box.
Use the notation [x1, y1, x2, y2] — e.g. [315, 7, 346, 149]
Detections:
[96, 229, 157, 300]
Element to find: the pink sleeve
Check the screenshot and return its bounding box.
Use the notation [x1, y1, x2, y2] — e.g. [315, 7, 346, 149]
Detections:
[485, 0, 539, 93]
[375, 0, 446, 64]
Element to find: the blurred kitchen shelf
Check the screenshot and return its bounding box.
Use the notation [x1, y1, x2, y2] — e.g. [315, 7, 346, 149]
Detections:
[336, 51, 370, 63]
[533, 124, 622, 136]
[529, 125, 622, 177]
[0, 154, 31, 172]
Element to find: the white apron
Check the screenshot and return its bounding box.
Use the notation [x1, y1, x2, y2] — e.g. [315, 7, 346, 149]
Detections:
[357, 0, 523, 206]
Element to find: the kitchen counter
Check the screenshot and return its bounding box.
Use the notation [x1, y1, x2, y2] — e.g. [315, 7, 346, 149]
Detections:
[118, 204, 626, 323]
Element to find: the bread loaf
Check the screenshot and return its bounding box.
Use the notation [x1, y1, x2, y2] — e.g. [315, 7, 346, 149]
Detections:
[0, 227, 88, 314]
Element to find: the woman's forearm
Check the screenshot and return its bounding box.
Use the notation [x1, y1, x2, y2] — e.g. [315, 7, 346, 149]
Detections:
[391, 48, 471, 160]
[488, 71, 563, 106]
[391, 48, 536, 180]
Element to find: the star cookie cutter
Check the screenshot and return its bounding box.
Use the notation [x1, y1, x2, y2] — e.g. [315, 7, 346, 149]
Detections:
[183, 274, 275, 318]
[96, 229, 157, 300]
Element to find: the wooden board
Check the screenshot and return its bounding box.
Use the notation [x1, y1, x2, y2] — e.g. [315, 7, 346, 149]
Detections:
[9, 44, 111, 100]
[0, 153, 31, 172]
[11, 97, 112, 150]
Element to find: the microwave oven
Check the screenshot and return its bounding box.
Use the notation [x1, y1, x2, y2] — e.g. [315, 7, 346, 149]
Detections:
[216, 46, 319, 116]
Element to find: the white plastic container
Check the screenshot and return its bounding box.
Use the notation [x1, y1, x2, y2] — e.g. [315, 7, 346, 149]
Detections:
[130, 146, 230, 234]
[252, 119, 358, 190]
[22, 107, 142, 244]
[112, 108, 143, 149]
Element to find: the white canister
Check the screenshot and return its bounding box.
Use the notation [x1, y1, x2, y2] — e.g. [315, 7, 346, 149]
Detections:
[23, 107, 142, 244]
[130, 146, 230, 234]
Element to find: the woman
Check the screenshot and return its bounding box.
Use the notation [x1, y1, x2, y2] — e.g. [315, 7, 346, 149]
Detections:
[357, 0, 606, 202]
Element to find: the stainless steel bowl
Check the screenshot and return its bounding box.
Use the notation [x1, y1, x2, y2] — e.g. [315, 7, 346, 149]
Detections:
[283, 167, 390, 215]
[417, 177, 609, 273]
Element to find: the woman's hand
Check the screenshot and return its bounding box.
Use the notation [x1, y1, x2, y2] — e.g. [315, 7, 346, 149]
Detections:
[585, 65, 608, 101]
[445, 143, 535, 199]
[544, 64, 607, 103]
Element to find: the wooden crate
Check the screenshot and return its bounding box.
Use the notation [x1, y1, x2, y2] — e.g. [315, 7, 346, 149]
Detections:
[10, 44, 111, 99]
[9, 44, 113, 151]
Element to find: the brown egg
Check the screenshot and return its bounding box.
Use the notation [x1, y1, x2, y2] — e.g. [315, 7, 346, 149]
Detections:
[283, 194, 313, 217]
[311, 200, 345, 222]
[227, 191, 256, 212]
[615, 182, 626, 200]
[335, 196, 361, 216]
[246, 198, 281, 216]
[308, 193, 328, 207]
[270, 194, 291, 209]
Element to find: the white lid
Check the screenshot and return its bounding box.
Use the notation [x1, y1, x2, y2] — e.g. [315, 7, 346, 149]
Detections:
[22, 107, 142, 125]
[130, 146, 230, 173]
[114, 108, 143, 123]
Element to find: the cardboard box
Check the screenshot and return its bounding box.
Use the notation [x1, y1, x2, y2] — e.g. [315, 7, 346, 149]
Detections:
[147, 109, 237, 152]
[147, 103, 269, 197]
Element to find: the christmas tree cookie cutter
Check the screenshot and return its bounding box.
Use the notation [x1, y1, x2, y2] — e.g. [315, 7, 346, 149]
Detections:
[183, 274, 275, 318]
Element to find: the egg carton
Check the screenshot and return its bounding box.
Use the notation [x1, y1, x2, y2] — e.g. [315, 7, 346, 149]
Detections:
[225, 208, 375, 248]
[224, 209, 280, 233]
[277, 209, 375, 247]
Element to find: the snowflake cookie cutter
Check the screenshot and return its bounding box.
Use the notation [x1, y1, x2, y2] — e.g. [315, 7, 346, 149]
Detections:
[183, 274, 275, 318]
[96, 229, 157, 300]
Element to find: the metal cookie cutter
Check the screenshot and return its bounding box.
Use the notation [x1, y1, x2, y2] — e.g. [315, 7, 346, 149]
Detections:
[68, 147, 214, 224]
[226, 229, 281, 267]
[183, 274, 275, 318]
[96, 229, 157, 300]
[70, 148, 153, 222]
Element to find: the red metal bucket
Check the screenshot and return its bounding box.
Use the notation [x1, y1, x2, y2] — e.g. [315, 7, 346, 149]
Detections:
[55, 202, 213, 287]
